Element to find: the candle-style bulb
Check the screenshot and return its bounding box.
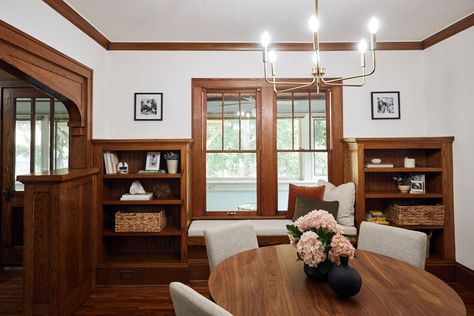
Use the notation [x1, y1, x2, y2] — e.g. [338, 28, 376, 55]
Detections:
[312, 51, 319, 65]
[358, 39, 368, 53]
[268, 50, 277, 63]
[261, 31, 271, 47]
[368, 17, 379, 34]
[309, 15, 319, 33]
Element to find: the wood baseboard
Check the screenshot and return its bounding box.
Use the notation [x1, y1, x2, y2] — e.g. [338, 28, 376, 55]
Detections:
[456, 262, 474, 290]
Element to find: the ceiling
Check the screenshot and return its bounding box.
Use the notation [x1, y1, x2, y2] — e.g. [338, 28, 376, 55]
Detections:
[65, 0, 474, 42]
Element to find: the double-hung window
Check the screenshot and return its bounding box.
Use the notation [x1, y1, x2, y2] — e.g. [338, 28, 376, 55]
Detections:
[192, 79, 343, 218]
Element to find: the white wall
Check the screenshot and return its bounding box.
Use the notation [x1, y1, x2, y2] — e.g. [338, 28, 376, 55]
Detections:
[0, 0, 109, 138]
[105, 50, 427, 138]
[425, 27, 474, 270]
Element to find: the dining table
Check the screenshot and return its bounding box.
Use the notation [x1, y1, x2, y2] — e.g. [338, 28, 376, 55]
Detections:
[208, 244, 466, 315]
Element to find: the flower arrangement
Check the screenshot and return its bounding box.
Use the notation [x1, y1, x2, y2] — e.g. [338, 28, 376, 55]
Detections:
[393, 174, 411, 185]
[287, 210, 355, 275]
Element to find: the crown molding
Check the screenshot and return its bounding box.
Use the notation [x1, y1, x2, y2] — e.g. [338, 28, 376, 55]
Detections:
[43, 0, 110, 49]
[43, 0, 472, 51]
[421, 12, 474, 49]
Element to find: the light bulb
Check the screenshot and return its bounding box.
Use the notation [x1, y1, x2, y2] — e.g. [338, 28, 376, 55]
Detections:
[312, 51, 319, 65]
[261, 31, 270, 47]
[358, 39, 368, 53]
[268, 50, 277, 63]
[368, 17, 379, 34]
[309, 15, 319, 33]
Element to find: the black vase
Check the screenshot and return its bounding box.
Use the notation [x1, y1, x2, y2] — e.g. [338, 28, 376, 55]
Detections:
[303, 260, 332, 283]
[328, 256, 362, 298]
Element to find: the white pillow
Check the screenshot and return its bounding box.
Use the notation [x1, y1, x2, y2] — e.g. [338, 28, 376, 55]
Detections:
[317, 180, 355, 227]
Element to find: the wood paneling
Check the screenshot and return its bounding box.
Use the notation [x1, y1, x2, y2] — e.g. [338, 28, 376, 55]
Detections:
[18, 168, 99, 316]
[0, 20, 92, 169]
[422, 13, 474, 49]
[209, 245, 465, 316]
[457, 262, 474, 291]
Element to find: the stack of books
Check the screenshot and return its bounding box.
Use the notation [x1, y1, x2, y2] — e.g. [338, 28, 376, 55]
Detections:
[137, 170, 166, 174]
[103, 151, 119, 174]
[365, 211, 389, 225]
[364, 163, 394, 168]
[120, 192, 154, 201]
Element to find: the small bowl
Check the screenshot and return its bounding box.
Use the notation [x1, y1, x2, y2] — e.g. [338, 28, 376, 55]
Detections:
[371, 158, 382, 164]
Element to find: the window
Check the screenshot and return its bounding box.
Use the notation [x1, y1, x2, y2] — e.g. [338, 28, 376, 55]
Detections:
[15, 97, 69, 190]
[192, 79, 343, 217]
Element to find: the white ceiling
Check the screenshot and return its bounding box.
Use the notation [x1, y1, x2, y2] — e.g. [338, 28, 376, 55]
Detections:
[65, 0, 474, 42]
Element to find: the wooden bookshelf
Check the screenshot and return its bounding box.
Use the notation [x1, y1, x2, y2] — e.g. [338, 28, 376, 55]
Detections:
[93, 139, 191, 285]
[343, 137, 455, 280]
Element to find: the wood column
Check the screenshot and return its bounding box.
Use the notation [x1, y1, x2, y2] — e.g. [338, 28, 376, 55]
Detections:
[18, 169, 99, 316]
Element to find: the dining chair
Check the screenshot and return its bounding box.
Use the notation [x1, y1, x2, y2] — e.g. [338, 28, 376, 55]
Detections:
[358, 221, 427, 269]
[169, 282, 232, 316]
[204, 221, 258, 271]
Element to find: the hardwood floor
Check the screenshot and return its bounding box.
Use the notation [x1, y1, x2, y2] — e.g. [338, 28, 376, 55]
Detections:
[0, 270, 472, 315]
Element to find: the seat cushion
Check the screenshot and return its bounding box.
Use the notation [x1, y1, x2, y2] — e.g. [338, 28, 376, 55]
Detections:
[188, 220, 357, 236]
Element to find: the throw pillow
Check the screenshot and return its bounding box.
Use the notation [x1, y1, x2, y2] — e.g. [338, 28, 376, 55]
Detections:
[286, 184, 325, 219]
[317, 180, 355, 227]
[293, 196, 339, 221]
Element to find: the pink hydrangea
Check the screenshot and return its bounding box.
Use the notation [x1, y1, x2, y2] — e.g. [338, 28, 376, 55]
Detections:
[294, 210, 338, 233]
[328, 233, 355, 265]
[296, 231, 326, 267]
[288, 234, 297, 248]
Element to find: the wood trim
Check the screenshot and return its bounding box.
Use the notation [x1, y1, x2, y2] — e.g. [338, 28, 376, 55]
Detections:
[343, 137, 455, 144]
[42, 0, 110, 49]
[456, 262, 474, 290]
[40, 1, 473, 52]
[17, 168, 100, 183]
[422, 12, 474, 49]
[92, 139, 193, 144]
[108, 41, 422, 51]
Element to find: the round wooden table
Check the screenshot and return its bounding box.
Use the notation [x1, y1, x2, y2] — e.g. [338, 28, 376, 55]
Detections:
[208, 244, 465, 315]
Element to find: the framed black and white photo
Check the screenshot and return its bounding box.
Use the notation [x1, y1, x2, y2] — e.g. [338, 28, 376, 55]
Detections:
[145, 152, 161, 171]
[371, 91, 400, 120]
[134, 93, 163, 121]
[410, 174, 425, 194]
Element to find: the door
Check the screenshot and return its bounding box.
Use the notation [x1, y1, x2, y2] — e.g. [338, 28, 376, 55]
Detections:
[1, 88, 70, 265]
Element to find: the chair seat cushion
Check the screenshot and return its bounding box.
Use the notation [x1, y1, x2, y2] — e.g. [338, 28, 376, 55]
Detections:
[188, 220, 357, 236]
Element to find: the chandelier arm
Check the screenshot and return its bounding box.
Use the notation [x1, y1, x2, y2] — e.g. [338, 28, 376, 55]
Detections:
[273, 78, 318, 93]
[321, 76, 366, 87]
[322, 50, 377, 84]
[263, 62, 315, 86]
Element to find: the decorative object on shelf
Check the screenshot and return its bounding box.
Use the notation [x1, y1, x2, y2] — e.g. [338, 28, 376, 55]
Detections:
[410, 174, 425, 194]
[404, 157, 416, 168]
[164, 152, 179, 174]
[115, 210, 166, 232]
[129, 180, 146, 194]
[365, 162, 394, 168]
[365, 210, 389, 225]
[371, 158, 382, 164]
[287, 210, 355, 282]
[259, 0, 379, 93]
[328, 255, 362, 298]
[103, 151, 119, 174]
[386, 203, 445, 226]
[117, 161, 129, 174]
[371, 91, 400, 120]
[155, 184, 172, 199]
[393, 175, 411, 193]
[146, 151, 161, 171]
[134, 93, 163, 121]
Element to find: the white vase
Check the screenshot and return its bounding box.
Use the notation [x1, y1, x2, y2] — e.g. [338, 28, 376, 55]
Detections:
[167, 159, 179, 174]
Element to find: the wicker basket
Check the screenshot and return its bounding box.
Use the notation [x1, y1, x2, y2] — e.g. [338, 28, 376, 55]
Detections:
[115, 210, 166, 232]
[385, 203, 445, 226]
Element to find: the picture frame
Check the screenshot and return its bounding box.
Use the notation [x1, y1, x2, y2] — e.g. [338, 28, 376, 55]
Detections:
[134, 93, 163, 121]
[145, 152, 161, 171]
[410, 174, 425, 194]
[371, 91, 400, 120]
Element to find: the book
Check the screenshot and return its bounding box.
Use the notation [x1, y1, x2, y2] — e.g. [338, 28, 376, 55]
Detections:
[110, 152, 119, 174]
[137, 169, 166, 174]
[103, 152, 112, 174]
[120, 193, 154, 201]
[365, 163, 394, 168]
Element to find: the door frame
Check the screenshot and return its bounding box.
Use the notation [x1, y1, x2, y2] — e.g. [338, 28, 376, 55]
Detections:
[0, 19, 93, 169]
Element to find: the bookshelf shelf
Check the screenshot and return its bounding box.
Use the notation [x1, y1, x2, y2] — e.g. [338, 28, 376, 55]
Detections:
[103, 199, 182, 205]
[103, 173, 182, 179]
[364, 167, 443, 173]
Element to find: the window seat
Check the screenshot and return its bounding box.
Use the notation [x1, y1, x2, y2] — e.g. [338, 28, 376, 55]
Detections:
[188, 220, 357, 246]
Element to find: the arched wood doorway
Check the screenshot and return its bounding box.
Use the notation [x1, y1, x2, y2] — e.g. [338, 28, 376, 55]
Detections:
[0, 20, 93, 168]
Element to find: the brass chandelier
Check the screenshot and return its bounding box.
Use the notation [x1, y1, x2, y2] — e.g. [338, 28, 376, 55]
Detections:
[261, 0, 379, 93]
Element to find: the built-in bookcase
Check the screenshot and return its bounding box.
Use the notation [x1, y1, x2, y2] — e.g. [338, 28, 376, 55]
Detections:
[92, 140, 191, 284]
[343, 137, 455, 279]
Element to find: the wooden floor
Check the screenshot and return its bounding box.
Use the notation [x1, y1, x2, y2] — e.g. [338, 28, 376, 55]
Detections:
[1, 271, 472, 315]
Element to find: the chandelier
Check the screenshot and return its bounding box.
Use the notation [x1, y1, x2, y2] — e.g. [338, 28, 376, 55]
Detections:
[260, 0, 379, 93]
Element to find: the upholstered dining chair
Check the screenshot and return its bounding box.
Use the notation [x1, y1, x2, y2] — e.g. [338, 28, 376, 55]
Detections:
[169, 282, 232, 316]
[358, 221, 427, 269]
[204, 221, 258, 271]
